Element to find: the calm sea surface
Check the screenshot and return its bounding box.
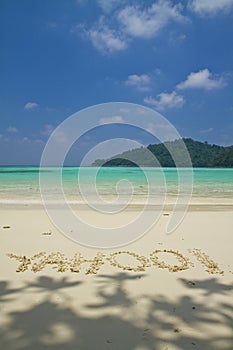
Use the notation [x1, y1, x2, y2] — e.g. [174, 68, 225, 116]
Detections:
[0, 167, 232, 205]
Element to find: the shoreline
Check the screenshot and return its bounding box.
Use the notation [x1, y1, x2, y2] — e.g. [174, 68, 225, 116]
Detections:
[0, 201, 233, 211]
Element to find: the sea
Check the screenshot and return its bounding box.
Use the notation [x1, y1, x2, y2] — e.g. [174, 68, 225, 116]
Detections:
[0, 167, 232, 206]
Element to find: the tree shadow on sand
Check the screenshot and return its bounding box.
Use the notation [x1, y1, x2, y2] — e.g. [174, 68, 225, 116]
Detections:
[0, 274, 232, 350]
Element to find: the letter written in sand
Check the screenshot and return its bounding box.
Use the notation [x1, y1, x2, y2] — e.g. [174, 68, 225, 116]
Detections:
[189, 248, 224, 274]
[7, 253, 32, 272]
[31, 252, 70, 272]
[108, 251, 150, 272]
[150, 249, 193, 272]
[70, 252, 105, 274]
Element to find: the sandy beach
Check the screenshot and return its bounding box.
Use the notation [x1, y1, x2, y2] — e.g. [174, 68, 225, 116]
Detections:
[1, 204, 233, 350]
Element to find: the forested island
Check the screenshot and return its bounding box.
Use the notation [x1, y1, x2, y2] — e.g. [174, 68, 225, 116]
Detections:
[92, 138, 233, 168]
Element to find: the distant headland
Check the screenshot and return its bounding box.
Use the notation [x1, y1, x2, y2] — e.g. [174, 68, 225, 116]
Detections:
[92, 138, 233, 168]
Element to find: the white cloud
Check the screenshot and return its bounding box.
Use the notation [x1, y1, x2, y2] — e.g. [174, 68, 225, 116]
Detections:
[146, 123, 157, 134]
[144, 91, 185, 110]
[118, 0, 186, 39]
[7, 126, 18, 133]
[177, 69, 225, 90]
[169, 31, 186, 45]
[87, 25, 127, 53]
[24, 102, 38, 110]
[119, 107, 130, 113]
[99, 115, 124, 124]
[97, 0, 126, 13]
[189, 0, 233, 15]
[125, 74, 151, 91]
[200, 127, 214, 133]
[41, 124, 55, 137]
[80, 1, 187, 53]
[34, 139, 45, 145]
[146, 122, 178, 141]
[47, 22, 58, 30]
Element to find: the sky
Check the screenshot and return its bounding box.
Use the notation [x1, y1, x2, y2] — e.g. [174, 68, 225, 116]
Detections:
[0, 0, 233, 165]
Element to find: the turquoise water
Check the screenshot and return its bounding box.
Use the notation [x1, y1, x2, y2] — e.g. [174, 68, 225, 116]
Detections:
[0, 167, 232, 204]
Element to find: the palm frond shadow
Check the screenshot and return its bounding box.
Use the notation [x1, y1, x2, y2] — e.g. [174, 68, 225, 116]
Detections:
[0, 273, 232, 350]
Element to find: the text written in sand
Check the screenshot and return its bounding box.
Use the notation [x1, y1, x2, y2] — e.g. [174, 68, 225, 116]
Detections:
[7, 248, 224, 275]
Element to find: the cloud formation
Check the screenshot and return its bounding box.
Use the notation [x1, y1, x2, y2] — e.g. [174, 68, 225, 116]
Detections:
[81, 1, 187, 53]
[7, 126, 18, 133]
[189, 0, 233, 15]
[24, 102, 38, 110]
[118, 0, 186, 39]
[77, 0, 233, 54]
[97, 0, 126, 13]
[125, 74, 151, 91]
[87, 25, 127, 53]
[143, 67, 226, 111]
[41, 124, 55, 137]
[200, 127, 214, 133]
[144, 91, 184, 111]
[99, 115, 124, 124]
[177, 69, 225, 90]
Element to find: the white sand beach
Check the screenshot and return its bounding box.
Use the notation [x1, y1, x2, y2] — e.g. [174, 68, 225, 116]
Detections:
[1, 205, 233, 350]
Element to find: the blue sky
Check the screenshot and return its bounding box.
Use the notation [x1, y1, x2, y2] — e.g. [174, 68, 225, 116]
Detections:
[0, 0, 233, 165]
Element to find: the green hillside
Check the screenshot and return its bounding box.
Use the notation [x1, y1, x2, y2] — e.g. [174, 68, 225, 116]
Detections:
[92, 138, 232, 168]
[210, 146, 233, 167]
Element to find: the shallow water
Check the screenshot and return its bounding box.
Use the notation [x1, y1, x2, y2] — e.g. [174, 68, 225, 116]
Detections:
[0, 167, 232, 205]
